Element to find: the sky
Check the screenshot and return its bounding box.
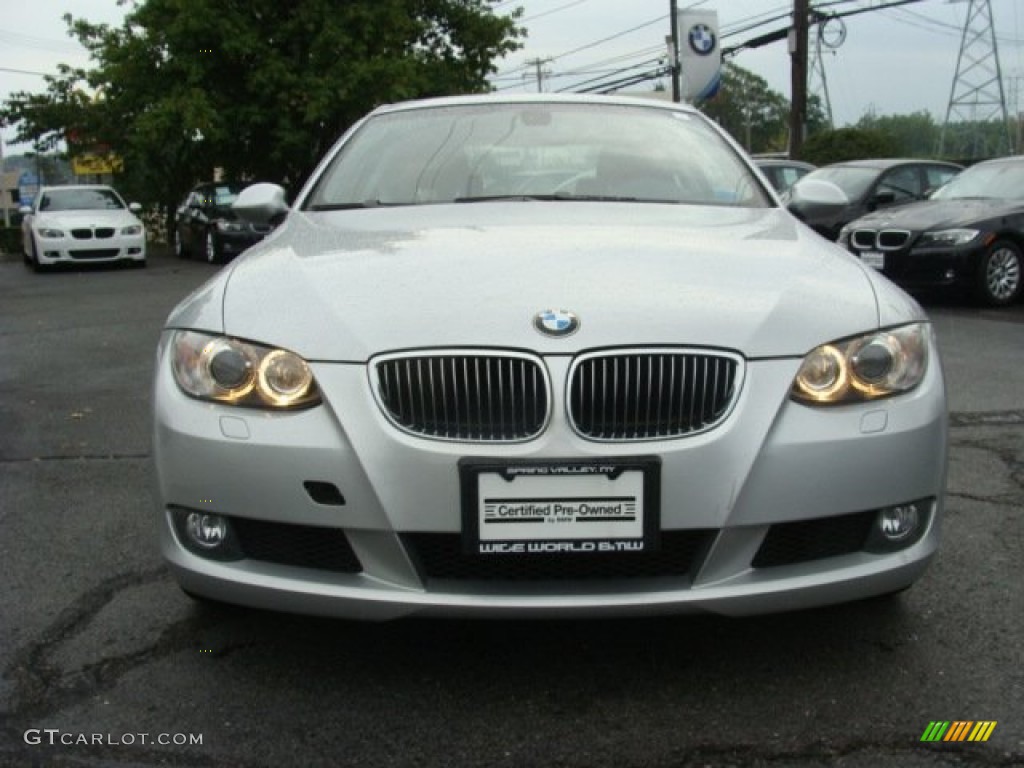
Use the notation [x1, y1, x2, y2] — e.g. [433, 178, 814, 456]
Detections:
[2, 0, 1024, 154]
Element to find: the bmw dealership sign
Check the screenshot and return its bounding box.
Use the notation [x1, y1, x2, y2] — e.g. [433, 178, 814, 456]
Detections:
[677, 9, 721, 103]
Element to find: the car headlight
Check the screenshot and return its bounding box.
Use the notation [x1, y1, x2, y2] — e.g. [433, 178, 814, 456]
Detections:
[38, 228, 64, 238]
[215, 220, 245, 233]
[791, 323, 929, 405]
[916, 228, 979, 247]
[170, 330, 320, 409]
[121, 225, 143, 236]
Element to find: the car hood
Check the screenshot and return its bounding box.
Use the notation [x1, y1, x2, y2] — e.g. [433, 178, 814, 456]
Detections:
[34, 209, 141, 229]
[169, 203, 897, 361]
[849, 198, 1024, 231]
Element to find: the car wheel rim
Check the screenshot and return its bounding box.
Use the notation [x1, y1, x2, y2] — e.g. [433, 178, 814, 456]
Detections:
[174, 232, 182, 256]
[987, 247, 1021, 301]
[206, 234, 215, 262]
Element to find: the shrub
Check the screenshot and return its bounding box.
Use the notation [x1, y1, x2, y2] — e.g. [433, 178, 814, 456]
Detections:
[0, 227, 22, 256]
[801, 128, 900, 165]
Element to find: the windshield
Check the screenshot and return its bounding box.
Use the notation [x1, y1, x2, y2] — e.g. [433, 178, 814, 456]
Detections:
[931, 161, 1024, 201]
[802, 166, 878, 201]
[306, 102, 771, 209]
[39, 188, 125, 212]
[211, 185, 242, 207]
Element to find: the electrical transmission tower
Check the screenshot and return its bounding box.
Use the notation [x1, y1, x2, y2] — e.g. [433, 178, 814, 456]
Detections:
[807, 12, 840, 129]
[939, 0, 1012, 159]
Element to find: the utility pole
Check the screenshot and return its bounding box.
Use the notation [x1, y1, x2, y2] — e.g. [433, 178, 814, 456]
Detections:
[0, 136, 8, 228]
[670, 0, 681, 102]
[789, 0, 809, 158]
[524, 58, 552, 93]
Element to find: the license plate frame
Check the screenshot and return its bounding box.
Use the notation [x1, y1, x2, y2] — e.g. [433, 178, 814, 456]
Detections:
[860, 250, 885, 270]
[459, 457, 661, 556]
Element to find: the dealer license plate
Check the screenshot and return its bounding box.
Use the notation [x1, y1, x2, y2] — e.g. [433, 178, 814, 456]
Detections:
[460, 459, 659, 555]
[860, 250, 885, 270]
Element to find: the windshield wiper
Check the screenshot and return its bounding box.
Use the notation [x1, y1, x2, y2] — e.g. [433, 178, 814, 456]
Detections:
[308, 200, 411, 211]
[454, 193, 643, 203]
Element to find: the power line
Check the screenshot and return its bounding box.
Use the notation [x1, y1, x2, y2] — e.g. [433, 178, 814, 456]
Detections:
[0, 28, 83, 55]
[0, 65, 52, 77]
[494, 13, 667, 79]
[521, 0, 593, 24]
[557, 57, 666, 92]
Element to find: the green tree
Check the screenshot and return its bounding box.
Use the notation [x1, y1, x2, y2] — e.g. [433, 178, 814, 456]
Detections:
[701, 63, 789, 153]
[800, 127, 899, 165]
[855, 110, 940, 157]
[1, 0, 523, 237]
[699, 63, 828, 155]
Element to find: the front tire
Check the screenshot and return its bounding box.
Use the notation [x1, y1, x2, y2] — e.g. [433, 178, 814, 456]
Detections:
[975, 240, 1021, 306]
[29, 238, 48, 273]
[174, 229, 189, 259]
[205, 230, 220, 264]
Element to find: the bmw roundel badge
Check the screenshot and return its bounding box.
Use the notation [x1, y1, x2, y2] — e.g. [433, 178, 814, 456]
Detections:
[688, 23, 716, 56]
[534, 309, 580, 337]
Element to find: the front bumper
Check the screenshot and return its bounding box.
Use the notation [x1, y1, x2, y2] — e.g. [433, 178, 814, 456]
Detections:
[153, 335, 948, 619]
[36, 233, 146, 265]
[214, 230, 265, 258]
[850, 243, 981, 291]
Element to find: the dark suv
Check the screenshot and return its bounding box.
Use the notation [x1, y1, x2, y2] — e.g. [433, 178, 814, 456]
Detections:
[174, 182, 274, 263]
[786, 159, 962, 240]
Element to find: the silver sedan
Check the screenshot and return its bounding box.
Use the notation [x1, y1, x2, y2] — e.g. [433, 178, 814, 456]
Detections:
[152, 95, 947, 619]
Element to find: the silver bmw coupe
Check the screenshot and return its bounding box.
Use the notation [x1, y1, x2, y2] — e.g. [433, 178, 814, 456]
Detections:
[153, 94, 948, 619]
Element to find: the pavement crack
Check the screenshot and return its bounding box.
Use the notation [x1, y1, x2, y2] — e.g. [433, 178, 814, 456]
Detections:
[949, 409, 1024, 428]
[0, 453, 151, 464]
[3, 567, 177, 720]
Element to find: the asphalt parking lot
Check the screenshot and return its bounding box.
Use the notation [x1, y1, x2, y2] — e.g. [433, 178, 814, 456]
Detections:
[1, 246, 1022, 768]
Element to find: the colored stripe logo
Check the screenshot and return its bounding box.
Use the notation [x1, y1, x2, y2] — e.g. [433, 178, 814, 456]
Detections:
[921, 721, 997, 742]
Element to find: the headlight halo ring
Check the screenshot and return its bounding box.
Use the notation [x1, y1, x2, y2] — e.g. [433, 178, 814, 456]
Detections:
[169, 330, 321, 410]
[791, 323, 929, 406]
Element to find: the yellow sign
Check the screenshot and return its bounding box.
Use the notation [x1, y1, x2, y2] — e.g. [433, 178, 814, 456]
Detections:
[72, 153, 124, 175]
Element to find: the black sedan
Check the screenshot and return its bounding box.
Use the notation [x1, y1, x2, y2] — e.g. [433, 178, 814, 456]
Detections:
[786, 158, 962, 240]
[174, 182, 274, 264]
[839, 155, 1024, 306]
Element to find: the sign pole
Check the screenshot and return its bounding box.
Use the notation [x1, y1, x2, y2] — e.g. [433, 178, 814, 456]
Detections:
[0, 136, 8, 228]
[670, 0, 681, 103]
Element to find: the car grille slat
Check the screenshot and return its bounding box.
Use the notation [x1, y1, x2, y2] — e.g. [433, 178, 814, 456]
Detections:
[569, 350, 740, 441]
[375, 352, 548, 442]
[851, 228, 912, 251]
[877, 229, 911, 250]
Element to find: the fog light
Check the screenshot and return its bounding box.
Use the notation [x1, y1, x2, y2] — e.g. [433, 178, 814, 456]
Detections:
[879, 504, 919, 540]
[186, 512, 228, 549]
[170, 506, 242, 561]
[866, 499, 930, 553]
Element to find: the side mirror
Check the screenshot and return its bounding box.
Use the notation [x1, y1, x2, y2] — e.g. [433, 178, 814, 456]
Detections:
[788, 179, 850, 207]
[18, 205, 32, 216]
[129, 202, 143, 213]
[233, 183, 289, 225]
